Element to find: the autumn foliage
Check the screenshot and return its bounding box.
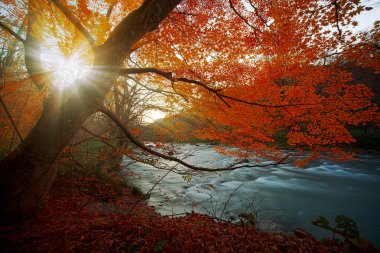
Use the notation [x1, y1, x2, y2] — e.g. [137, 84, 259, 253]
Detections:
[1, 171, 378, 253]
[0, 0, 380, 250]
[1, 0, 379, 162]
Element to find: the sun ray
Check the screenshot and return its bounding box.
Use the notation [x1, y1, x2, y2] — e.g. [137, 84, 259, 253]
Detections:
[41, 46, 89, 91]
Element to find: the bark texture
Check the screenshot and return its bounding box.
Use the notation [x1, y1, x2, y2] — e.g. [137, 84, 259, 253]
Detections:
[0, 0, 181, 225]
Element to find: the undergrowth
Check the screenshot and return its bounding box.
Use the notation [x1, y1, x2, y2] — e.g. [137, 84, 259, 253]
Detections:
[0, 158, 379, 252]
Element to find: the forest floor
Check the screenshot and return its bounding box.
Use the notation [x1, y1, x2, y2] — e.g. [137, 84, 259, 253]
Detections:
[0, 171, 379, 253]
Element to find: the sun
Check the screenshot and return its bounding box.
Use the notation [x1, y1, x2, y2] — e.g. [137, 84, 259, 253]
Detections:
[53, 54, 86, 91]
[143, 109, 166, 124]
[42, 48, 88, 91]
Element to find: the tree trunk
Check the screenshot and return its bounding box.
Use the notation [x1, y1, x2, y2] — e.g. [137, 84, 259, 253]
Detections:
[0, 0, 181, 225]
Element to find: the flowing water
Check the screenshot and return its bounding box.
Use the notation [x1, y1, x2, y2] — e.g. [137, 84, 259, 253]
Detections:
[123, 144, 380, 245]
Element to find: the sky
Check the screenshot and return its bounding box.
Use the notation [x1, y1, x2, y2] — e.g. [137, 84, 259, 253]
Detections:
[354, 0, 380, 32]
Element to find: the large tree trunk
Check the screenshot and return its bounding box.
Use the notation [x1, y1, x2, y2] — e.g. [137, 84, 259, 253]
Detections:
[0, 0, 181, 225]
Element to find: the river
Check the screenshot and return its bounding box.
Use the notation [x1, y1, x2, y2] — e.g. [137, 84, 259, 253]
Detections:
[123, 144, 380, 245]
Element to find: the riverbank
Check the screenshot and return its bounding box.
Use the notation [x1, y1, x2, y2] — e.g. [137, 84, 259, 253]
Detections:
[1, 171, 379, 253]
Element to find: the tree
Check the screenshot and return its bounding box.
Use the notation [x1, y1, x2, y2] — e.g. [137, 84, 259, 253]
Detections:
[0, 0, 378, 225]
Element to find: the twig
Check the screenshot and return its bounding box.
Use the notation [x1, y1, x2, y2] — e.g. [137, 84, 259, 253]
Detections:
[220, 182, 245, 219]
[0, 95, 23, 142]
[79, 126, 117, 150]
[126, 164, 176, 215]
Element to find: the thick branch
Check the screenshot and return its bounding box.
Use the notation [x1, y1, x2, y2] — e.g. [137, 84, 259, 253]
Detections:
[106, 3, 116, 20]
[121, 67, 173, 80]
[120, 67, 319, 108]
[332, 0, 343, 41]
[99, 106, 289, 172]
[121, 68, 223, 92]
[51, 0, 97, 50]
[120, 67, 229, 106]
[103, 0, 182, 58]
[0, 21, 26, 44]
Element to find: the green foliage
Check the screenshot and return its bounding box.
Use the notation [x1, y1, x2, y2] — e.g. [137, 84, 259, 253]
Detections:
[312, 215, 359, 239]
[312, 215, 372, 248]
[181, 174, 193, 182]
[312, 216, 331, 230]
[335, 215, 360, 239]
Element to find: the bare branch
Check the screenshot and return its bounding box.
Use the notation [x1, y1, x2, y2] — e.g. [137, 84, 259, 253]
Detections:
[248, 0, 269, 28]
[69, 146, 88, 170]
[51, 0, 97, 50]
[126, 76, 175, 95]
[79, 126, 117, 150]
[0, 95, 23, 142]
[332, 0, 343, 41]
[228, 0, 272, 56]
[99, 106, 290, 172]
[229, 0, 260, 32]
[0, 21, 26, 44]
[126, 163, 175, 215]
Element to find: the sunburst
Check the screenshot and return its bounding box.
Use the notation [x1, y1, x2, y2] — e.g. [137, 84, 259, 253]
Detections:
[42, 47, 89, 91]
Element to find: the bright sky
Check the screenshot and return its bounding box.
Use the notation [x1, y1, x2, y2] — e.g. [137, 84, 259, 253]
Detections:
[353, 0, 380, 32]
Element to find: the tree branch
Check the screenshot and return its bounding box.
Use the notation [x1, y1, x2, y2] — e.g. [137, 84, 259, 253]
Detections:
[51, 0, 97, 50]
[0, 95, 23, 142]
[229, 0, 260, 32]
[99, 106, 289, 172]
[0, 21, 26, 44]
[248, 0, 269, 28]
[106, 3, 116, 20]
[79, 126, 117, 150]
[103, 0, 182, 57]
[332, 0, 343, 41]
[126, 76, 175, 96]
[126, 163, 175, 215]
[120, 67, 319, 108]
[120, 67, 230, 106]
[228, 0, 272, 56]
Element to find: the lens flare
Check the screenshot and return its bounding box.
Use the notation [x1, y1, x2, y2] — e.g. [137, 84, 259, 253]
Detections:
[42, 48, 88, 91]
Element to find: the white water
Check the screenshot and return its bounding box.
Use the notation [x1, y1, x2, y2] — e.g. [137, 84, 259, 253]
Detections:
[123, 144, 380, 245]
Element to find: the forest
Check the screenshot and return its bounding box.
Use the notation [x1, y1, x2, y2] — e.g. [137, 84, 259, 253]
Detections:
[0, 0, 379, 252]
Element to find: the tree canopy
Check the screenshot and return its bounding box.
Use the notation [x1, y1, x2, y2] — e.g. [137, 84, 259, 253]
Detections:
[0, 0, 379, 223]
